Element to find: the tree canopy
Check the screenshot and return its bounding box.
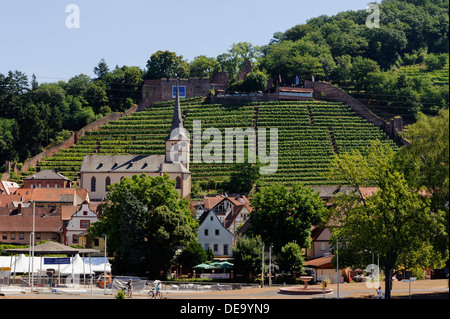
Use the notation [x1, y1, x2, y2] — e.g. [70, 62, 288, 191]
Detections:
[248, 182, 325, 254]
[324, 139, 448, 299]
[89, 174, 198, 278]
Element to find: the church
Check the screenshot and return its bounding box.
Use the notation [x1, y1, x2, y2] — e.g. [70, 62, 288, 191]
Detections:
[79, 83, 191, 201]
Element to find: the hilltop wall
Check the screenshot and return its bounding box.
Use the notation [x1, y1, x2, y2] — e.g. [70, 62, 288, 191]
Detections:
[304, 80, 387, 129]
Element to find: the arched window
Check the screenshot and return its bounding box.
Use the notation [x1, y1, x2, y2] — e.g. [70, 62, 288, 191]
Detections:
[105, 176, 111, 191]
[175, 176, 181, 189]
[91, 177, 96, 192]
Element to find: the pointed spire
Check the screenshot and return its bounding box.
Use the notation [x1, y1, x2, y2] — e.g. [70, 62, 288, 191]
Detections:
[166, 78, 186, 140]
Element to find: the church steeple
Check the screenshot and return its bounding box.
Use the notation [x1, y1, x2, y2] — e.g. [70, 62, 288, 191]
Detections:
[166, 79, 184, 140]
[165, 79, 189, 169]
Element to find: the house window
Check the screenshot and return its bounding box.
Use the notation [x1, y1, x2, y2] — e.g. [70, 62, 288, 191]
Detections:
[175, 177, 181, 189]
[215, 229, 219, 236]
[11, 233, 15, 240]
[80, 220, 90, 228]
[73, 235, 78, 244]
[52, 233, 58, 240]
[36, 233, 41, 240]
[204, 229, 208, 236]
[2, 233, 7, 240]
[210, 216, 213, 221]
[19, 233, 24, 240]
[105, 176, 111, 191]
[213, 244, 218, 252]
[320, 242, 326, 251]
[205, 244, 209, 250]
[91, 177, 96, 192]
[83, 211, 88, 216]
[223, 244, 229, 255]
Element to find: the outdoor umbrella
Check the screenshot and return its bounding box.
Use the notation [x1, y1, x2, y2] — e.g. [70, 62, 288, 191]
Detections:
[215, 261, 234, 269]
[193, 263, 216, 270]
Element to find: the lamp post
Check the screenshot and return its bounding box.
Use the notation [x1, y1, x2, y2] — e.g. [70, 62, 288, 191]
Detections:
[261, 242, 264, 288]
[336, 237, 339, 299]
[31, 201, 35, 292]
[103, 234, 107, 295]
[268, 245, 272, 287]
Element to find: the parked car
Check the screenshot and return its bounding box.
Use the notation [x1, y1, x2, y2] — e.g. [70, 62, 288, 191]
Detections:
[96, 273, 112, 288]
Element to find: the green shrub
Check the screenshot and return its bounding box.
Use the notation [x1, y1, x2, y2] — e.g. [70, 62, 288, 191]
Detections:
[114, 290, 126, 299]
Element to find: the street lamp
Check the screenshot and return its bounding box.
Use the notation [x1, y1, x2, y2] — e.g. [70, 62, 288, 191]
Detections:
[103, 234, 107, 295]
[31, 201, 35, 292]
[268, 245, 273, 287]
[336, 237, 339, 299]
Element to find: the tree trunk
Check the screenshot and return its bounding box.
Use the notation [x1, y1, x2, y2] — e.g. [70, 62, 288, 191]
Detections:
[384, 267, 392, 299]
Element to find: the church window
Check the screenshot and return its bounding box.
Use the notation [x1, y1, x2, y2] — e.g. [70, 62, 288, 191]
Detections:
[175, 177, 181, 189]
[105, 176, 111, 191]
[91, 177, 96, 192]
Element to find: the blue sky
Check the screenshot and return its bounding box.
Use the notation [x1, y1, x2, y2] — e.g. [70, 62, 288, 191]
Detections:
[0, 0, 372, 82]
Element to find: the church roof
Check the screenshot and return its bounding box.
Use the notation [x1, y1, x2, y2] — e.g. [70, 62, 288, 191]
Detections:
[166, 81, 189, 141]
[80, 154, 189, 174]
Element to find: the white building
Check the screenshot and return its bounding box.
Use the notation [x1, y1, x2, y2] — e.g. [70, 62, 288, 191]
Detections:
[65, 201, 99, 246]
[197, 210, 233, 258]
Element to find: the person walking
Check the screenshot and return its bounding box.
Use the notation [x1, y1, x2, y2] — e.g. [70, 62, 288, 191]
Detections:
[126, 280, 133, 298]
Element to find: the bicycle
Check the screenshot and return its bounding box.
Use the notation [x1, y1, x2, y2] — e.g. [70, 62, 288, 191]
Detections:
[148, 288, 162, 299]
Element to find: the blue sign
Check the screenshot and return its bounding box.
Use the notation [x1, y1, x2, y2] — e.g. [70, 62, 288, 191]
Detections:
[44, 257, 71, 265]
[172, 86, 186, 99]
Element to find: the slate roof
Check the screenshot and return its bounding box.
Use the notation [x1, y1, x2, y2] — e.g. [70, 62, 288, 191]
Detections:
[80, 154, 190, 174]
[23, 169, 71, 181]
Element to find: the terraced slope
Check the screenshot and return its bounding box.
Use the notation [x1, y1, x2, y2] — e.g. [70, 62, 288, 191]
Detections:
[30, 99, 396, 187]
[256, 101, 396, 186]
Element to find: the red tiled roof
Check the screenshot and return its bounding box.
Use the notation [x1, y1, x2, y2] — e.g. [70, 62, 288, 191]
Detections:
[305, 256, 334, 269]
[0, 195, 23, 207]
[14, 188, 89, 203]
[0, 207, 62, 232]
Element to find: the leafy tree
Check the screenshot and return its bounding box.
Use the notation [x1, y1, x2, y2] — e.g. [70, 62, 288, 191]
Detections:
[145, 50, 190, 79]
[32, 83, 66, 108]
[0, 117, 17, 164]
[217, 42, 261, 81]
[226, 161, 260, 194]
[424, 53, 448, 71]
[349, 56, 380, 91]
[66, 74, 92, 97]
[104, 65, 143, 112]
[190, 55, 220, 79]
[400, 110, 449, 254]
[241, 70, 268, 92]
[232, 236, 262, 280]
[249, 183, 325, 254]
[276, 241, 304, 274]
[176, 240, 207, 269]
[325, 140, 447, 299]
[84, 80, 109, 115]
[89, 174, 198, 278]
